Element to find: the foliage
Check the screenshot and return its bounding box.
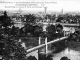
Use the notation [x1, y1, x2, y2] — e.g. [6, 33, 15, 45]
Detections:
[24, 24, 42, 37]
[60, 56, 70, 60]
[47, 25, 56, 34]
[0, 37, 27, 60]
[0, 11, 13, 28]
[27, 56, 37, 60]
[24, 14, 36, 24]
[33, 25, 42, 37]
[0, 11, 27, 60]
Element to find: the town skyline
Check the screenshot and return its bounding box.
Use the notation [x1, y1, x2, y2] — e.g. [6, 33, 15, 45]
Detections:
[0, 0, 80, 13]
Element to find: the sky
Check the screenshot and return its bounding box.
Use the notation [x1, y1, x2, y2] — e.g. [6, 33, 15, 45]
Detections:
[0, 0, 80, 13]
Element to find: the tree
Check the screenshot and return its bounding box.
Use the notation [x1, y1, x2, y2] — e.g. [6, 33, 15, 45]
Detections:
[24, 14, 36, 24]
[60, 56, 70, 60]
[56, 16, 64, 22]
[24, 24, 34, 36]
[46, 25, 56, 41]
[33, 25, 42, 37]
[45, 14, 51, 20]
[27, 56, 37, 60]
[47, 25, 56, 34]
[0, 11, 13, 28]
[0, 11, 27, 60]
[1, 37, 27, 60]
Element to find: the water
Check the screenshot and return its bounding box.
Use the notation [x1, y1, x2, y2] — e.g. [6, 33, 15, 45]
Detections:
[22, 26, 77, 60]
[26, 47, 80, 60]
[52, 48, 80, 60]
[26, 50, 38, 60]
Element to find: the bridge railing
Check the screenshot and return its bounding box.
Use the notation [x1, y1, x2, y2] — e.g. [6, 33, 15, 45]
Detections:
[27, 36, 68, 53]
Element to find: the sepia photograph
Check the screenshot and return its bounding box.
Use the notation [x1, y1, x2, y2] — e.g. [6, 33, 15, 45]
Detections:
[0, 0, 80, 60]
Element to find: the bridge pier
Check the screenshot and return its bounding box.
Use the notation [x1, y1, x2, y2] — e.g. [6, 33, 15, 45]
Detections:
[38, 37, 47, 60]
[38, 52, 47, 60]
[38, 37, 51, 60]
[38, 50, 53, 60]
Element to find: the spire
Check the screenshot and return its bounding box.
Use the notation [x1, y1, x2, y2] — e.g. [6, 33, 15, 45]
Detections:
[61, 8, 64, 14]
[44, 7, 47, 15]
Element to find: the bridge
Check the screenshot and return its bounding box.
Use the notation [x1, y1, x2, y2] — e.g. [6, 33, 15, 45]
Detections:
[14, 22, 80, 60]
[36, 22, 80, 27]
[25, 36, 68, 60]
[27, 36, 68, 53]
[23, 23, 80, 60]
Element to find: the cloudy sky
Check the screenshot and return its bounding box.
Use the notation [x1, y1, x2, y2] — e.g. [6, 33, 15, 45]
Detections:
[0, 0, 80, 13]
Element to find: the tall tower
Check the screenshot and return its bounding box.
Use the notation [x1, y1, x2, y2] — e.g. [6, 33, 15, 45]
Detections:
[61, 8, 64, 14]
[43, 7, 47, 20]
[44, 7, 47, 15]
